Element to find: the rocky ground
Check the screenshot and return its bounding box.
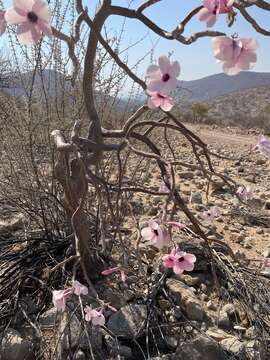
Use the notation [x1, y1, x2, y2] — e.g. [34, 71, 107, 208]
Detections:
[0, 124, 269, 359]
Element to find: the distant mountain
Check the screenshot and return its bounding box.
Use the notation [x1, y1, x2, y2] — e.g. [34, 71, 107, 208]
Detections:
[178, 72, 270, 102]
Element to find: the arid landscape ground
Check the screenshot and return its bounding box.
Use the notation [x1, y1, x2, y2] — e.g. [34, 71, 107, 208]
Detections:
[0, 121, 269, 359]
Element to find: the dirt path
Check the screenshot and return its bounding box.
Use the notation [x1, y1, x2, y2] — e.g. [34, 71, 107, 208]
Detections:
[186, 124, 258, 148]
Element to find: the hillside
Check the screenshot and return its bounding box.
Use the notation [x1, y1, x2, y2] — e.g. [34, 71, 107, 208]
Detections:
[179, 71, 270, 102]
[181, 86, 270, 131]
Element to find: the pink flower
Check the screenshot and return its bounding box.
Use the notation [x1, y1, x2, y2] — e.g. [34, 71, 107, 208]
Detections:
[141, 219, 170, 249]
[253, 135, 270, 158]
[236, 186, 253, 201]
[147, 90, 174, 112]
[84, 306, 105, 326]
[198, 0, 234, 28]
[0, 11, 7, 35]
[163, 247, 196, 275]
[5, 0, 52, 45]
[52, 288, 73, 311]
[146, 55, 180, 95]
[213, 36, 259, 75]
[72, 280, 88, 296]
[202, 206, 221, 222]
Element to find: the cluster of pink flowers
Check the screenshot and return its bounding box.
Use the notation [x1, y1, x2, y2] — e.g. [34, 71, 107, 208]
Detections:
[236, 186, 254, 202]
[0, 0, 52, 45]
[146, 55, 180, 111]
[163, 247, 196, 275]
[198, 0, 234, 28]
[52, 280, 105, 326]
[140, 218, 195, 275]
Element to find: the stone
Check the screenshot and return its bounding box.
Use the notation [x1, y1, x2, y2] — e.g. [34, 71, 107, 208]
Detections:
[221, 303, 237, 319]
[206, 328, 231, 342]
[0, 213, 26, 234]
[39, 307, 58, 326]
[217, 312, 231, 329]
[0, 329, 34, 360]
[107, 304, 147, 339]
[74, 350, 86, 360]
[60, 312, 102, 351]
[220, 336, 245, 356]
[165, 336, 178, 350]
[179, 171, 194, 180]
[190, 191, 203, 204]
[166, 279, 205, 321]
[176, 335, 224, 360]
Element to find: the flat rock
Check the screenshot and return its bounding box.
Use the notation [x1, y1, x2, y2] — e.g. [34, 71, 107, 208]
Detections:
[176, 335, 224, 360]
[220, 336, 245, 355]
[107, 304, 147, 339]
[166, 279, 205, 321]
[0, 329, 34, 360]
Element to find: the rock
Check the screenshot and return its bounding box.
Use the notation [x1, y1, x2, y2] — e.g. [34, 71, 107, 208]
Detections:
[217, 312, 231, 329]
[74, 350, 86, 360]
[179, 171, 194, 180]
[107, 304, 147, 339]
[220, 336, 245, 356]
[102, 288, 127, 310]
[190, 191, 203, 204]
[165, 336, 178, 350]
[166, 279, 205, 321]
[206, 328, 231, 342]
[245, 340, 266, 359]
[221, 303, 237, 319]
[176, 335, 224, 360]
[39, 307, 58, 326]
[60, 312, 102, 352]
[0, 329, 34, 360]
[0, 213, 26, 234]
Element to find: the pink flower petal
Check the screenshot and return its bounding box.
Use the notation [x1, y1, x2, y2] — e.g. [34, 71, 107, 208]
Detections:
[160, 97, 173, 112]
[146, 64, 160, 79]
[158, 55, 171, 74]
[17, 22, 42, 44]
[181, 259, 195, 272]
[173, 263, 184, 275]
[141, 226, 153, 241]
[33, 0, 51, 23]
[14, 0, 33, 12]
[101, 267, 119, 275]
[170, 61, 180, 78]
[203, 0, 216, 11]
[37, 19, 52, 37]
[184, 253, 197, 264]
[5, 7, 27, 25]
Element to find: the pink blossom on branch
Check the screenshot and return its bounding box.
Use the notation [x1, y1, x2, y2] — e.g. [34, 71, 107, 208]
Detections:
[141, 219, 170, 249]
[101, 267, 127, 282]
[72, 280, 88, 296]
[146, 55, 180, 95]
[5, 0, 52, 45]
[52, 288, 73, 311]
[163, 247, 196, 275]
[147, 90, 174, 112]
[212, 36, 259, 75]
[198, 0, 234, 28]
[0, 11, 6, 35]
[253, 135, 270, 158]
[84, 306, 106, 326]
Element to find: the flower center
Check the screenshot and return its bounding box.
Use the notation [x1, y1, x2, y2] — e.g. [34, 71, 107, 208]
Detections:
[162, 73, 170, 82]
[157, 93, 166, 99]
[177, 257, 185, 263]
[153, 229, 159, 236]
[27, 11, 38, 23]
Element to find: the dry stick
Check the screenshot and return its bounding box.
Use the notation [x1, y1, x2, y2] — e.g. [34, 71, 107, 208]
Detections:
[235, 4, 270, 35]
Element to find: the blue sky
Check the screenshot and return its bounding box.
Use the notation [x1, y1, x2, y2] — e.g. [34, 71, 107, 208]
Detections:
[1, 0, 269, 81]
[102, 0, 270, 80]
